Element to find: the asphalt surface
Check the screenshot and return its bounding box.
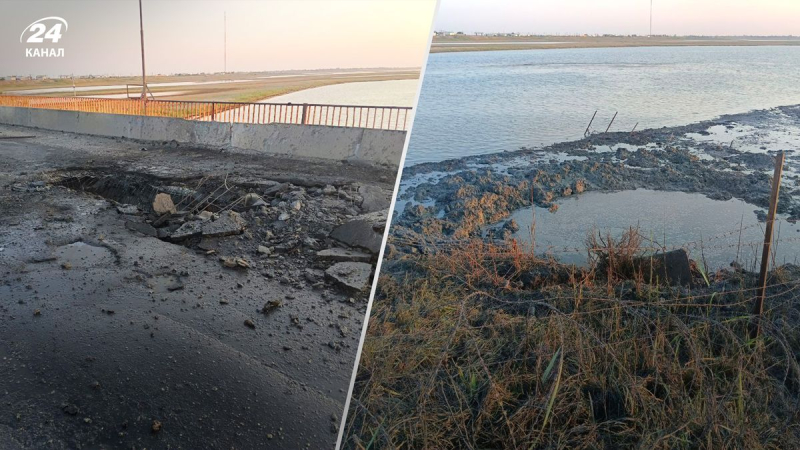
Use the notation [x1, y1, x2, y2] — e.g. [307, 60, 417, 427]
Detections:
[0, 125, 395, 449]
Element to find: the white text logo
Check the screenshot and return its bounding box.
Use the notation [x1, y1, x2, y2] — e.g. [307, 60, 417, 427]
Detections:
[20, 17, 68, 58]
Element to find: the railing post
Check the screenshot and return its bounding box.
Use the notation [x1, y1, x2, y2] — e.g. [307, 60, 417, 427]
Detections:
[211, 103, 216, 121]
[301, 103, 308, 124]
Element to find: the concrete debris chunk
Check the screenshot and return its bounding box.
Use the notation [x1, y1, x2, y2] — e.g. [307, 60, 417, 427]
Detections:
[116, 204, 139, 215]
[329, 210, 388, 254]
[201, 211, 246, 237]
[317, 248, 372, 263]
[152, 193, 176, 215]
[325, 262, 373, 292]
[358, 185, 390, 213]
[242, 193, 267, 208]
[262, 299, 282, 314]
[220, 256, 250, 269]
[170, 221, 203, 240]
[196, 210, 214, 221]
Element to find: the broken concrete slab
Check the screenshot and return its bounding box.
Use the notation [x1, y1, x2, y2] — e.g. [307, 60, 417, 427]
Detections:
[329, 210, 388, 254]
[325, 262, 373, 292]
[317, 248, 372, 263]
[201, 211, 246, 238]
[152, 193, 177, 215]
[125, 220, 158, 237]
[358, 185, 390, 213]
[170, 221, 203, 240]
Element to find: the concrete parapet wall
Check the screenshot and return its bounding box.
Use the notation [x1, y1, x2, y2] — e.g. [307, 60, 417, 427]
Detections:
[0, 106, 406, 167]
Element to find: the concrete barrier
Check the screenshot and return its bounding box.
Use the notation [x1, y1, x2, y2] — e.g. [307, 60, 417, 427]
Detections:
[0, 106, 406, 167]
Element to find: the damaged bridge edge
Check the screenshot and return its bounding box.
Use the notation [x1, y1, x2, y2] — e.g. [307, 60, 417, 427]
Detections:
[0, 106, 406, 168]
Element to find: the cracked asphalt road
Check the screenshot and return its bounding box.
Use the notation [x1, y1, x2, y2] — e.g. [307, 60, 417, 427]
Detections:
[0, 124, 396, 449]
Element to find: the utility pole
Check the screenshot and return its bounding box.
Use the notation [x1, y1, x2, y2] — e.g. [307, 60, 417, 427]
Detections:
[139, 0, 147, 112]
[649, 0, 653, 37]
[224, 11, 227, 73]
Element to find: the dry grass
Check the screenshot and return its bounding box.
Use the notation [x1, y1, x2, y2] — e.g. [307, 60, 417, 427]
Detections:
[343, 233, 800, 449]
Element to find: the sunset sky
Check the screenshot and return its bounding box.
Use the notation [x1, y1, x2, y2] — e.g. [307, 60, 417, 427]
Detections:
[0, 0, 438, 76]
[436, 0, 800, 36]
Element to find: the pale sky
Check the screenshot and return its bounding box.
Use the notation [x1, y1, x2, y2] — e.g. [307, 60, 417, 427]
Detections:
[0, 0, 438, 77]
[436, 0, 800, 36]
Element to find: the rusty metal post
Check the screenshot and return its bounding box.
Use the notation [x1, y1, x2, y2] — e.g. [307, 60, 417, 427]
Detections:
[301, 104, 308, 124]
[751, 151, 785, 339]
[211, 103, 215, 121]
[584, 110, 597, 137]
[605, 111, 618, 133]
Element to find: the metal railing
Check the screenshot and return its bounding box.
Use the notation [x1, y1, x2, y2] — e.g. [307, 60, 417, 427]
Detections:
[0, 95, 412, 131]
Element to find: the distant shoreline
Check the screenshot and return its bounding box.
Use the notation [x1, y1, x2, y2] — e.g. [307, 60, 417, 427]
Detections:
[431, 35, 800, 53]
[0, 69, 421, 103]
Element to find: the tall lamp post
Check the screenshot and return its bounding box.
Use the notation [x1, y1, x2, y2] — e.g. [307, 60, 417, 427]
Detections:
[139, 0, 147, 113]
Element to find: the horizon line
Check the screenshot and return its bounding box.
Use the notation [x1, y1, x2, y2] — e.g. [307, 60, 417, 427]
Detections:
[0, 66, 423, 80]
[433, 32, 799, 38]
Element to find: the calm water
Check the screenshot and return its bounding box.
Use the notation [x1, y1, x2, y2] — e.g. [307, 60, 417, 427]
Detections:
[504, 190, 800, 270]
[407, 46, 800, 165]
[264, 79, 419, 107]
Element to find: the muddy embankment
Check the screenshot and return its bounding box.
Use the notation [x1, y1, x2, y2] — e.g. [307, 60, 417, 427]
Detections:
[388, 105, 800, 256]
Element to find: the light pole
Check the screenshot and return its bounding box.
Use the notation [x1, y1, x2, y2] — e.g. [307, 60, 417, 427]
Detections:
[224, 11, 227, 73]
[649, 0, 653, 37]
[139, 0, 147, 112]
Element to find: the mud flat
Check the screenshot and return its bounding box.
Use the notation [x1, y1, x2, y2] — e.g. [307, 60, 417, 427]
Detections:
[390, 105, 800, 269]
[0, 124, 392, 448]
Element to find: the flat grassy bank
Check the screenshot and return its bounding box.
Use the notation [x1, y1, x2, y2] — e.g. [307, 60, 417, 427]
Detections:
[343, 232, 800, 449]
[0, 69, 420, 102]
[431, 35, 800, 53]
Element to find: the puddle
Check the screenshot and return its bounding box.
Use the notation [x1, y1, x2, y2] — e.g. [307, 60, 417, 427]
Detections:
[498, 189, 800, 270]
[55, 242, 115, 268]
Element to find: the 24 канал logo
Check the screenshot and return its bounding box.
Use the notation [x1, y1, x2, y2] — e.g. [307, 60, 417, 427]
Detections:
[20, 17, 68, 58]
